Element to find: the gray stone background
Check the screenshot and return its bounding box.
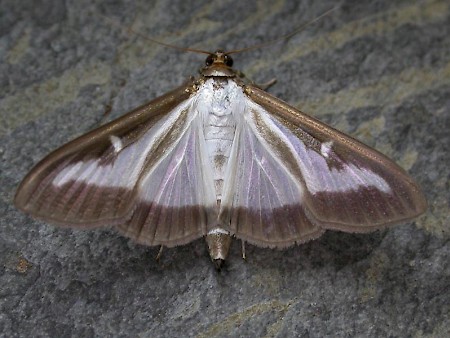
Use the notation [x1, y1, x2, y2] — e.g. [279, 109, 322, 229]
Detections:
[1, 0, 449, 337]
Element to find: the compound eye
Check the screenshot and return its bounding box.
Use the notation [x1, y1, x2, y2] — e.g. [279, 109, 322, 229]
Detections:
[224, 55, 233, 67]
[205, 54, 215, 66]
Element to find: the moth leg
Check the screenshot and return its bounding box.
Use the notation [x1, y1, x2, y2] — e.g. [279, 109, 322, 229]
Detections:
[88, 103, 114, 130]
[254, 78, 277, 91]
[241, 240, 246, 260]
[156, 245, 164, 261]
[236, 70, 277, 90]
[237, 70, 277, 90]
[98, 104, 113, 124]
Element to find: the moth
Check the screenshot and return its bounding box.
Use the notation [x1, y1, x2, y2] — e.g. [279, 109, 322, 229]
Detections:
[15, 50, 427, 269]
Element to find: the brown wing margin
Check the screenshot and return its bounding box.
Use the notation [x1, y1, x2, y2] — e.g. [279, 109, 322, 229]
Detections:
[14, 80, 194, 228]
[244, 85, 427, 233]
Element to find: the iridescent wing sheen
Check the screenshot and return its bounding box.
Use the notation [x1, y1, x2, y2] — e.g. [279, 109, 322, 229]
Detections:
[219, 85, 426, 248]
[15, 82, 217, 247]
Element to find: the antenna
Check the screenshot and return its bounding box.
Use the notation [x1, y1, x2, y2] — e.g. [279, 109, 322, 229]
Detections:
[96, 13, 212, 55]
[97, 7, 337, 56]
[225, 6, 338, 55]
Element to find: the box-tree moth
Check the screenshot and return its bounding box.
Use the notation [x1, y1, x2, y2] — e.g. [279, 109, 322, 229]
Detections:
[14, 14, 427, 270]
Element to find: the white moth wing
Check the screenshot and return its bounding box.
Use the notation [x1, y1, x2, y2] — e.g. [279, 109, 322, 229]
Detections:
[219, 88, 426, 248]
[121, 104, 217, 246]
[15, 82, 217, 247]
[219, 98, 324, 247]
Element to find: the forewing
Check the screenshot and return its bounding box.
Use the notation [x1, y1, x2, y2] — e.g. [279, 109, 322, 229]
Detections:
[118, 113, 217, 246]
[220, 86, 426, 248]
[15, 82, 217, 247]
[219, 100, 324, 248]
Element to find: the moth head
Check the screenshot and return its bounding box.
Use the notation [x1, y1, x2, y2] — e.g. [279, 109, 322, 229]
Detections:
[205, 50, 233, 67]
[201, 50, 236, 77]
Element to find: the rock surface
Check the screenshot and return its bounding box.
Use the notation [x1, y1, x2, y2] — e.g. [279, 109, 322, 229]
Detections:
[1, 0, 448, 337]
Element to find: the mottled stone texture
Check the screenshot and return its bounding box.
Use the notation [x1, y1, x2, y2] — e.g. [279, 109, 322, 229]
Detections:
[1, 0, 448, 337]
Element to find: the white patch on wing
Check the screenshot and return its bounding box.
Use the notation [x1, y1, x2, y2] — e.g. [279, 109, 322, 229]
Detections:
[320, 141, 333, 159]
[109, 135, 123, 153]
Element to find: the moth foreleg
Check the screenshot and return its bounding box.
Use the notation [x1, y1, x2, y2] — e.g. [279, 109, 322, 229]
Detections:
[156, 245, 164, 261]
